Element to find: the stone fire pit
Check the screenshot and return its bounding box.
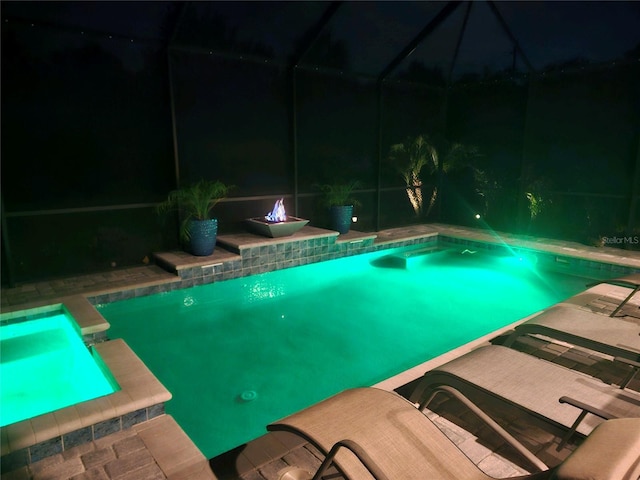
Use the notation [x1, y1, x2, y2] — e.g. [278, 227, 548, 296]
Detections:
[245, 216, 309, 238]
[245, 198, 309, 238]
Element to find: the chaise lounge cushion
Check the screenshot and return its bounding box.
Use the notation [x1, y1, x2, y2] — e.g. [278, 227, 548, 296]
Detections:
[409, 345, 640, 436]
[503, 305, 640, 362]
[555, 417, 640, 480]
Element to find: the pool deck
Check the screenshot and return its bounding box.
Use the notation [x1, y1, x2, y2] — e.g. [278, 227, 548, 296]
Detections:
[2, 224, 640, 479]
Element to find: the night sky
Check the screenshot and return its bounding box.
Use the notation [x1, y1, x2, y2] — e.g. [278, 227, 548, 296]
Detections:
[3, 1, 639, 77]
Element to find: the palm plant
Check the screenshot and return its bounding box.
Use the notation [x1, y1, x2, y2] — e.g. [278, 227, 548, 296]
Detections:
[315, 180, 362, 234]
[388, 135, 437, 216]
[388, 134, 481, 217]
[521, 167, 552, 226]
[157, 179, 233, 241]
[316, 180, 362, 208]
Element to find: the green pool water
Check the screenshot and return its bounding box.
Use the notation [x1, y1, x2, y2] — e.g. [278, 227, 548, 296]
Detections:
[98, 247, 607, 458]
[0, 307, 119, 427]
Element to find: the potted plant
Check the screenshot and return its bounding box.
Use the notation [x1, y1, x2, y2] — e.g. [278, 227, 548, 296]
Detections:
[157, 179, 233, 256]
[317, 180, 361, 234]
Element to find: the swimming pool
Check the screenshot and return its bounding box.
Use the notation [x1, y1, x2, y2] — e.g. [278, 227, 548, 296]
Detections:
[0, 306, 120, 427]
[98, 246, 607, 458]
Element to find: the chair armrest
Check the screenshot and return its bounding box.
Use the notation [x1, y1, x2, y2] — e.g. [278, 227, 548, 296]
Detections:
[311, 439, 391, 480]
[559, 396, 616, 420]
[556, 396, 616, 451]
[614, 357, 640, 369]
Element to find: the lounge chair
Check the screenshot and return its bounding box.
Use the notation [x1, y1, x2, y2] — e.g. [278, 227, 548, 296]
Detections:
[589, 273, 640, 317]
[268, 387, 640, 480]
[556, 273, 640, 317]
[409, 346, 640, 447]
[502, 304, 640, 362]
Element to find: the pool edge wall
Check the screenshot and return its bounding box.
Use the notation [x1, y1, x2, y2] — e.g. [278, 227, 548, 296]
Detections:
[133, 226, 640, 306]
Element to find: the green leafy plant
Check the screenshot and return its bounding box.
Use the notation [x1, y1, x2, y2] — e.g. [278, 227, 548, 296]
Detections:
[157, 179, 233, 241]
[522, 172, 551, 223]
[388, 134, 481, 217]
[525, 192, 543, 219]
[388, 135, 437, 216]
[316, 180, 362, 208]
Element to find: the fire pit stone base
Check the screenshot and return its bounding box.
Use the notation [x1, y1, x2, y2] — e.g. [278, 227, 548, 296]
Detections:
[245, 217, 310, 238]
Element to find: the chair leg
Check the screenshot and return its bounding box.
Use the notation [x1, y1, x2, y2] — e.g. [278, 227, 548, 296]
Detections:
[610, 286, 640, 317]
[556, 410, 587, 451]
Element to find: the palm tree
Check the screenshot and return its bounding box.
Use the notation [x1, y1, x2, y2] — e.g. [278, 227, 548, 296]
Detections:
[388, 134, 482, 217]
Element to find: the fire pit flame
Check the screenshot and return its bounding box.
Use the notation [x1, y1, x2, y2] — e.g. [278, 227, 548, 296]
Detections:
[265, 198, 287, 223]
[246, 198, 308, 237]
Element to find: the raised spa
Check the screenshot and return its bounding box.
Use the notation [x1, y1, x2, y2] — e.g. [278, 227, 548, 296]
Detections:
[99, 246, 611, 458]
[0, 305, 119, 427]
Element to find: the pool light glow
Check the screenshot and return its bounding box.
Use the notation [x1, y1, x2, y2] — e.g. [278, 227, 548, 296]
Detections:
[0, 307, 119, 427]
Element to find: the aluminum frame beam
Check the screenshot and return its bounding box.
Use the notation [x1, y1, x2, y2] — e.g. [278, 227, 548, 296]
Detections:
[378, 1, 463, 82]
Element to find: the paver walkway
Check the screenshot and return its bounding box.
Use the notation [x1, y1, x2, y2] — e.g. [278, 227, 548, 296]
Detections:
[2, 415, 216, 480]
[0, 265, 178, 309]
